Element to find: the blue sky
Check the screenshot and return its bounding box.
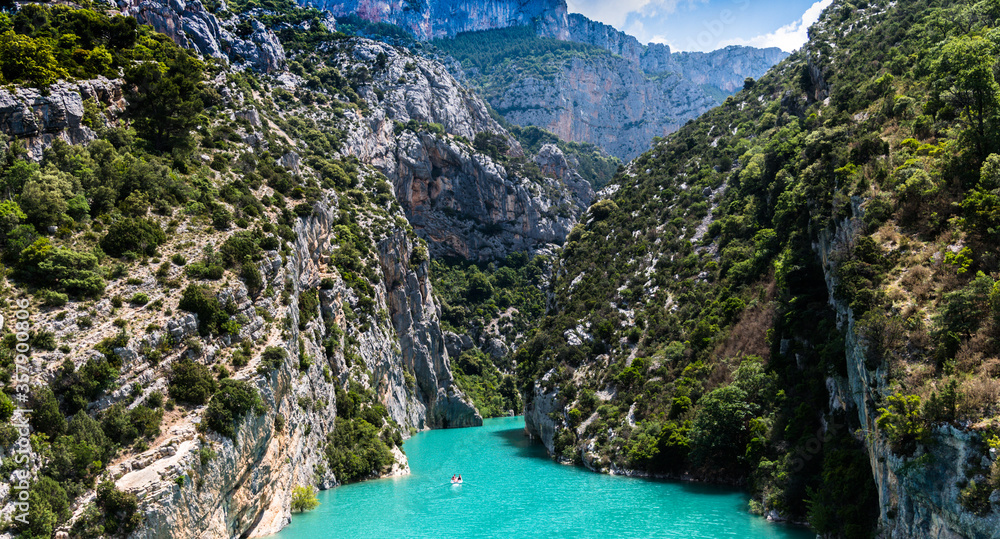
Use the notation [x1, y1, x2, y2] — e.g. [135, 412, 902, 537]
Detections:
[565, 0, 834, 52]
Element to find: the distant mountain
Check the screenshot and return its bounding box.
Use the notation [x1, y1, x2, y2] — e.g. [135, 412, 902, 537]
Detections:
[315, 0, 788, 160]
[302, 0, 570, 40]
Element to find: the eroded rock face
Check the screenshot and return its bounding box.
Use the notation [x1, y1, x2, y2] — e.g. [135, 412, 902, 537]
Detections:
[378, 230, 482, 428]
[337, 39, 593, 260]
[118, 0, 286, 72]
[493, 55, 716, 160]
[0, 78, 125, 160]
[311, 0, 569, 40]
[817, 210, 1000, 539]
[118, 190, 479, 539]
[524, 371, 560, 454]
[565, 13, 788, 94]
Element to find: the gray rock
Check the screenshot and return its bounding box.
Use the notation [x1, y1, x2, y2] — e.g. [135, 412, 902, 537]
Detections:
[0, 78, 123, 159]
[114, 347, 139, 366]
[483, 337, 509, 361]
[310, 0, 569, 40]
[279, 152, 301, 175]
[337, 39, 591, 260]
[120, 0, 285, 72]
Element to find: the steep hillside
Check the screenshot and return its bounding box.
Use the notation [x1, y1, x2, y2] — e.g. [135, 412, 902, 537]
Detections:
[518, 0, 1000, 536]
[301, 0, 569, 40]
[0, 1, 595, 537]
[317, 0, 787, 161]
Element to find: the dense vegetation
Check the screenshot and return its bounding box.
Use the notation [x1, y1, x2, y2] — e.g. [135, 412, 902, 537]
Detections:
[0, 2, 425, 535]
[515, 0, 1000, 534]
[327, 382, 404, 483]
[503, 123, 621, 189]
[432, 25, 612, 81]
[429, 253, 548, 417]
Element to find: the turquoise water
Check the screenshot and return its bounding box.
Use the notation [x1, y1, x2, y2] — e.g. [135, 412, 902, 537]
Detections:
[274, 416, 814, 539]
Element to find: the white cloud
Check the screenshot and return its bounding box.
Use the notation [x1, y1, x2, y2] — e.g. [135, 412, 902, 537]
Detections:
[716, 0, 833, 52]
[567, 0, 707, 31]
[648, 34, 682, 51]
[566, 0, 658, 29]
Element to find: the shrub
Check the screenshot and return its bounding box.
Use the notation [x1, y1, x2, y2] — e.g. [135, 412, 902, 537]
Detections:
[168, 358, 217, 405]
[36, 288, 68, 307]
[186, 261, 225, 280]
[324, 416, 394, 483]
[260, 346, 287, 372]
[17, 239, 106, 296]
[100, 217, 166, 257]
[291, 485, 320, 512]
[876, 394, 928, 456]
[241, 262, 263, 295]
[17, 476, 70, 538]
[95, 481, 141, 536]
[101, 403, 162, 446]
[129, 292, 150, 306]
[178, 284, 228, 335]
[203, 379, 265, 439]
[220, 230, 262, 266]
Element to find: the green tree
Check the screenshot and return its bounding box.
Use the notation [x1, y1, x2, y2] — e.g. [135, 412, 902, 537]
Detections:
[290, 485, 320, 512]
[20, 171, 75, 227]
[203, 379, 265, 439]
[876, 394, 928, 456]
[689, 384, 753, 472]
[936, 33, 1000, 160]
[100, 216, 166, 257]
[0, 29, 66, 86]
[124, 52, 205, 152]
[961, 153, 1000, 241]
[168, 358, 217, 405]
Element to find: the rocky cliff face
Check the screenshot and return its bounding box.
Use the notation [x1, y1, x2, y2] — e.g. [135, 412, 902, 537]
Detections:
[108, 188, 477, 539]
[817, 212, 1000, 539]
[313, 0, 569, 40]
[334, 39, 593, 259]
[119, 0, 286, 72]
[491, 54, 716, 160]
[565, 13, 788, 93]
[0, 78, 125, 160]
[669, 47, 790, 93]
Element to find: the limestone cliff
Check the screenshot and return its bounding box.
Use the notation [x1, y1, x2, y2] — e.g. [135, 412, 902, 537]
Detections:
[0, 78, 125, 160]
[119, 0, 286, 72]
[817, 211, 1000, 539]
[489, 54, 717, 161]
[565, 13, 787, 94]
[318, 1, 787, 160]
[334, 39, 593, 259]
[309, 0, 569, 40]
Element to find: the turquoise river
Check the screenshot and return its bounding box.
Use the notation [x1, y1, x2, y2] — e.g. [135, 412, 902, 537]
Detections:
[273, 416, 815, 539]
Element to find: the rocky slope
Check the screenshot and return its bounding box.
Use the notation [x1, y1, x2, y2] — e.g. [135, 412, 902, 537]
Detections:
[321, 0, 786, 160]
[0, 1, 598, 537]
[312, 0, 569, 40]
[0, 78, 125, 160]
[565, 13, 787, 94]
[330, 40, 593, 259]
[516, 0, 1000, 536]
[119, 0, 287, 72]
[818, 212, 1000, 538]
